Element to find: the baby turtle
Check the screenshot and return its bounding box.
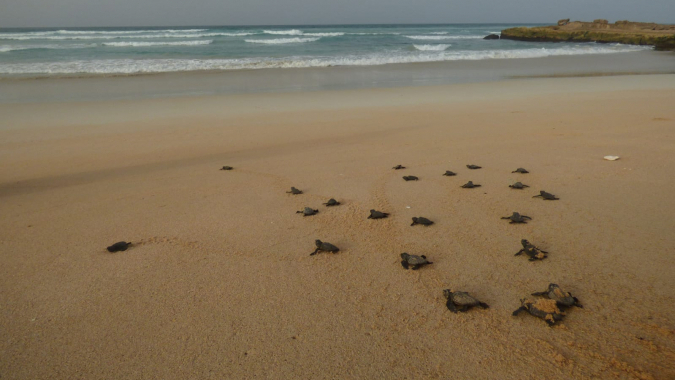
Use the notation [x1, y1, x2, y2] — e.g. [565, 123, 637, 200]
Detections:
[515, 239, 548, 261]
[532, 283, 582, 308]
[310, 240, 339, 256]
[442, 170, 457, 176]
[392, 165, 406, 170]
[443, 289, 489, 313]
[368, 209, 390, 219]
[512, 168, 529, 173]
[296, 207, 318, 216]
[403, 176, 419, 181]
[533, 190, 559, 200]
[466, 165, 482, 170]
[286, 187, 303, 195]
[220, 166, 233, 171]
[461, 181, 481, 188]
[323, 198, 341, 206]
[411, 217, 434, 226]
[509, 182, 529, 189]
[400, 253, 433, 270]
[501, 212, 532, 224]
[107, 241, 131, 253]
[512, 298, 565, 326]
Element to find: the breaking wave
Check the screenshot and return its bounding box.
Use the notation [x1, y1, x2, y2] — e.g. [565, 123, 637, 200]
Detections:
[102, 40, 213, 47]
[245, 37, 321, 44]
[413, 44, 451, 51]
[405, 35, 484, 40]
[0, 44, 650, 76]
[263, 30, 303, 35]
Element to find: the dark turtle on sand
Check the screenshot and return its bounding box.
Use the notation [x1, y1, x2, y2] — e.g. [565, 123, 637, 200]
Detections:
[515, 239, 548, 261]
[509, 182, 529, 190]
[286, 187, 303, 195]
[296, 207, 319, 216]
[442, 170, 457, 176]
[443, 289, 489, 313]
[403, 176, 419, 181]
[513, 298, 565, 326]
[107, 241, 131, 253]
[461, 181, 481, 188]
[400, 253, 433, 269]
[512, 168, 529, 174]
[533, 190, 559, 200]
[501, 212, 532, 224]
[323, 198, 341, 206]
[392, 165, 406, 170]
[532, 283, 582, 309]
[220, 166, 234, 171]
[310, 240, 339, 256]
[368, 209, 390, 219]
[411, 217, 434, 226]
[466, 165, 482, 170]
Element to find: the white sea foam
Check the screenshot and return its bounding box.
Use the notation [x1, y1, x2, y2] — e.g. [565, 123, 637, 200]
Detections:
[0, 44, 649, 76]
[302, 32, 345, 37]
[245, 37, 320, 44]
[102, 40, 213, 47]
[0, 32, 255, 40]
[405, 35, 484, 40]
[263, 29, 303, 35]
[413, 44, 451, 51]
[55, 29, 208, 34]
[429, 32, 450, 35]
[0, 44, 97, 52]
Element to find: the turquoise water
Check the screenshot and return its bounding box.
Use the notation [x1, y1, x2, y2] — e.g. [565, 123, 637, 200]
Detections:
[0, 24, 651, 77]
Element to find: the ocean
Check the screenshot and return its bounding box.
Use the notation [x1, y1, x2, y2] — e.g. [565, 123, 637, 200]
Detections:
[0, 24, 653, 78]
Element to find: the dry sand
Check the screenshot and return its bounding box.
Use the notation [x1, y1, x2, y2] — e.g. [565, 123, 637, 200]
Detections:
[1, 75, 674, 379]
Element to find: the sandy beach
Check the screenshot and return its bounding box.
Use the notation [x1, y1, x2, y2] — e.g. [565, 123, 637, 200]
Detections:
[1, 74, 675, 379]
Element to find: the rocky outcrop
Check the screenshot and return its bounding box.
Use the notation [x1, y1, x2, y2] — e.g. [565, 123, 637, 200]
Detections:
[483, 34, 500, 40]
[501, 20, 675, 50]
[558, 19, 570, 26]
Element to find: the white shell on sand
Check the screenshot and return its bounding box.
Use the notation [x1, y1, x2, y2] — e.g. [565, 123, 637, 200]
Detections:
[604, 156, 620, 161]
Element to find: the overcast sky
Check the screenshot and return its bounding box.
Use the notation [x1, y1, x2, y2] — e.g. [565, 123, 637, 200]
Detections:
[1, 0, 673, 28]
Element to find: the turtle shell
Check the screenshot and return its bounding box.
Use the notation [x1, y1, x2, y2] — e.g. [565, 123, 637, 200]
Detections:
[450, 291, 482, 307]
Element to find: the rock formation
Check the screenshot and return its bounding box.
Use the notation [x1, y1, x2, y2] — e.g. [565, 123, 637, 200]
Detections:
[501, 20, 675, 50]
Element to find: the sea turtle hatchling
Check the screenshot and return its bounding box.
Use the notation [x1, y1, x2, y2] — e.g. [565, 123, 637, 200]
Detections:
[501, 212, 532, 224]
[323, 198, 341, 206]
[296, 207, 319, 216]
[533, 190, 559, 200]
[512, 168, 529, 173]
[310, 240, 340, 256]
[509, 182, 529, 189]
[531, 283, 582, 308]
[411, 217, 434, 226]
[466, 164, 482, 170]
[461, 181, 481, 188]
[220, 166, 234, 171]
[403, 176, 419, 181]
[392, 165, 406, 170]
[512, 298, 565, 326]
[443, 289, 489, 313]
[400, 253, 433, 269]
[514, 239, 548, 261]
[442, 171, 457, 176]
[286, 187, 303, 195]
[368, 209, 390, 219]
[107, 241, 131, 253]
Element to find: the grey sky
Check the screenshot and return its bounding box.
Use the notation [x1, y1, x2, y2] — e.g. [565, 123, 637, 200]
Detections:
[1, 0, 673, 28]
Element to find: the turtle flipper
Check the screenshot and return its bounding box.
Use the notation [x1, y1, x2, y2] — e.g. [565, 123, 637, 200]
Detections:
[501, 216, 510, 220]
[459, 305, 470, 312]
[573, 297, 583, 308]
[531, 291, 547, 296]
[446, 299, 459, 313]
[401, 260, 409, 269]
[515, 249, 525, 256]
[533, 195, 542, 198]
[310, 248, 320, 256]
[410, 221, 416, 226]
[411, 265, 420, 270]
[478, 302, 489, 309]
[512, 306, 526, 316]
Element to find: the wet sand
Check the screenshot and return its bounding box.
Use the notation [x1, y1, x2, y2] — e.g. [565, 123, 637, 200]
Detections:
[1, 75, 674, 379]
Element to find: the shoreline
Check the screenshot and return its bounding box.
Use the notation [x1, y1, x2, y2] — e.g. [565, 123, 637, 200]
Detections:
[2, 50, 673, 103]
